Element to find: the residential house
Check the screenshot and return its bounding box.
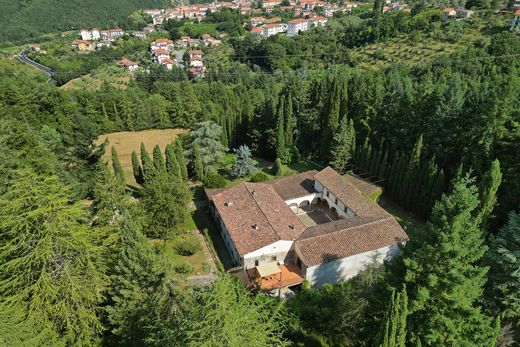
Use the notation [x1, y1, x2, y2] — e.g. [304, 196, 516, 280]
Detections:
[100, 28, 125, 40]
[287, 18, 309, 35]
[251, 26, 265, 35]
[153, 49, 170, 63]
[96, 39, 111, 50]
[262, 23, 287, 37]
[189, 67, 205, 78]
[80, 28, 100, 41]
[72, 40, 93, 51]
[251, 16, 267, 26]
[133, 31, 147, 39]
[160, 57, 176, 70]
[118, 59, 139, 71]
[442, 7, 457, 18]
[151, 38, 174, 52]
[262, 0, 282, 7]
[190, 56, 204, 67]
[206, 167, 407, 293]
[511, 9, 520, 32]
[308, 16, 328, 27]
[189, 49, 204, 59]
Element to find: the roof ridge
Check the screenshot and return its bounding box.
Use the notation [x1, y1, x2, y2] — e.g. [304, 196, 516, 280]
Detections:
[243, 182, 281, 241]
[298, 215, 394, 242]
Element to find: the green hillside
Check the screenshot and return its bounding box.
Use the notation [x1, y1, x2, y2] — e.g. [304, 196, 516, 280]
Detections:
[0, 0, 169, 43]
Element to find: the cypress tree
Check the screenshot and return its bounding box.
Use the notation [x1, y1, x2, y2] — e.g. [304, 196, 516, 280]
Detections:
[140, 143, 154, 182]
[478, 159, 502, 228]
[426, 169, 445, 217]
[403, 136, 423, 209]
[174, 140, 188, 182]
[131, 150, 144, 185]
[111, 146, 125, 187]
[165, 144, 180, 179]
[153, 145, 166, 175]
[379, 149, 389, 180]
[330, 117, 355, 174]
[285, 95, 295, 146]
[276, 99, 287, 163]
[192, 142, 204, 181]
[273, 158, 283, 177]
[374, 286, 408, 347]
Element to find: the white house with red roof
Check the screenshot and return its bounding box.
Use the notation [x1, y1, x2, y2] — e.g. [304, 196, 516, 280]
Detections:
[117, 59, 139, 71]
[262, 23, 287, 37]
[153, 49, 170, 63]
[150, 38, 174, 52]
[160, 57, 175, 70]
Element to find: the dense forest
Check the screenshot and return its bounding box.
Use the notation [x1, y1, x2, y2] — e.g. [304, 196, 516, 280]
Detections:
[0, 0, 168, 43]
[0, 2, 519, 346]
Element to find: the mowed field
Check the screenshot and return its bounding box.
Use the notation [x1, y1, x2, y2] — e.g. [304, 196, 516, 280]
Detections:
[95, 128, 188, 187]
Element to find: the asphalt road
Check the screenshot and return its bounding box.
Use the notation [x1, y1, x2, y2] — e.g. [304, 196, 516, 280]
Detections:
[18, 51, 56, 83]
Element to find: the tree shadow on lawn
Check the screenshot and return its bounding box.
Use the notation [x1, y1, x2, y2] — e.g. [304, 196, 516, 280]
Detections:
[191, 206, 234, 270]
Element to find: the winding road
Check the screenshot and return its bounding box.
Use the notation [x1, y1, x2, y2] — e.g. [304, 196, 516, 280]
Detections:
[18, 51, 56, 83]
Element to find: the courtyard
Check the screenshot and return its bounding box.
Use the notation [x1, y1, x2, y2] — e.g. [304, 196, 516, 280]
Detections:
[295, 203, 340, 227]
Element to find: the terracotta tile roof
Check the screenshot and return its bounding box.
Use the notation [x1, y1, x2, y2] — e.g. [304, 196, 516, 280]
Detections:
[314, 167, 388, 217]
[161, 58, 175, 64]
[289, 18, 308, 23]
[295, 216, 408, 266]
[208, 182, 306, 256]
[251, 27, 264, 33]
[118, 59, 137, 67]
[153, 49, 170, 55]
[265, 23, 281, 28]
[155, 38, 173, 43]
[190, 49, 204, 54]
[263, 170, 318, 200]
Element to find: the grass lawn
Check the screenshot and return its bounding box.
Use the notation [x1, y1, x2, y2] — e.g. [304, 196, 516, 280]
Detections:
[379, 196, 425, 235]
[61, 65, 132, 91]
[150, 231, 211, 275]
[180, 22, 218, 36]
[94, 128, 188, 187]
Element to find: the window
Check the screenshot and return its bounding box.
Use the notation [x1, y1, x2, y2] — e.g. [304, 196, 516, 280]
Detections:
[271, 255, 277, 262]
[297, 257, 302, 269]
[335, 198, 338, 205]
[326, 191, 329, 197]
[344, 206, 348, 213]
[255, 260, 259, 266]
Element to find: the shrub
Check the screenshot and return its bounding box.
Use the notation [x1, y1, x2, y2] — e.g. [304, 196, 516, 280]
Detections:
[174, 235, 202, 256]
[250, 171, 270, 182]
[202, 173, 227, 188]
[272, 158, 284, 177]
[174, 263, 194, 274]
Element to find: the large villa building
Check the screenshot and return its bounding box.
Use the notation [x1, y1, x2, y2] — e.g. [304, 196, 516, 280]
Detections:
[206, 167, 408, 295]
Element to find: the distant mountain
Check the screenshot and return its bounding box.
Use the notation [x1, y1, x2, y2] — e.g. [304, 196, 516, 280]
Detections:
[0, 0, 170, 43]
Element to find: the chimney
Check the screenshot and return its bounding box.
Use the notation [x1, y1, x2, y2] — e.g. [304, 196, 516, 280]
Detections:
[252, 223, 259, 230]
[224, 200, 234, 207]
[289, 224, 295, 230]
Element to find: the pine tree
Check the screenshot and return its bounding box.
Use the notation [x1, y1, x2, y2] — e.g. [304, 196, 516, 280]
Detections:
[231, 145, 258, 179]
[174, 139, 188, 182]
[111, 146, 125, 186]
[402, 175, 498, 346]
[131, 150, 144, 185]
[374, 286, 408, 347]
[192, 141, 204, 181]
[165, 143, 181, 179]
[153, 144, 166, 175]
[276, 99, 287, 162]
[187, 274, 289, 347]
[478, 159, 502, 228]
[485, 211, 520, 322]
[185, 121, 227, 175]
[330, 118, 356, 174]
[106, 211, 165, 345]
[0, 170, 104, 345]
[140, 142, 154, 182]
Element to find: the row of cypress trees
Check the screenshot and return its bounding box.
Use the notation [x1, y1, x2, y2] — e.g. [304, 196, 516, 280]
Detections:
[353, 136, 445, 218]
[129, 140, 188, 185]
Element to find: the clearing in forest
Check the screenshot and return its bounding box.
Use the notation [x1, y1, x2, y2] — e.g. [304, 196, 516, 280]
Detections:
[95, 128, 188, 187]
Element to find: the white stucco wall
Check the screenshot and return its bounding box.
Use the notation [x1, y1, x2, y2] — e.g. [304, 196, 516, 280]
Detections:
[303, 244, 400, 287]
[213, 207, 241, 265]
[243, 240, 294, 269]
[314, 179, 356, 219]
[284, 194, 318, 207]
